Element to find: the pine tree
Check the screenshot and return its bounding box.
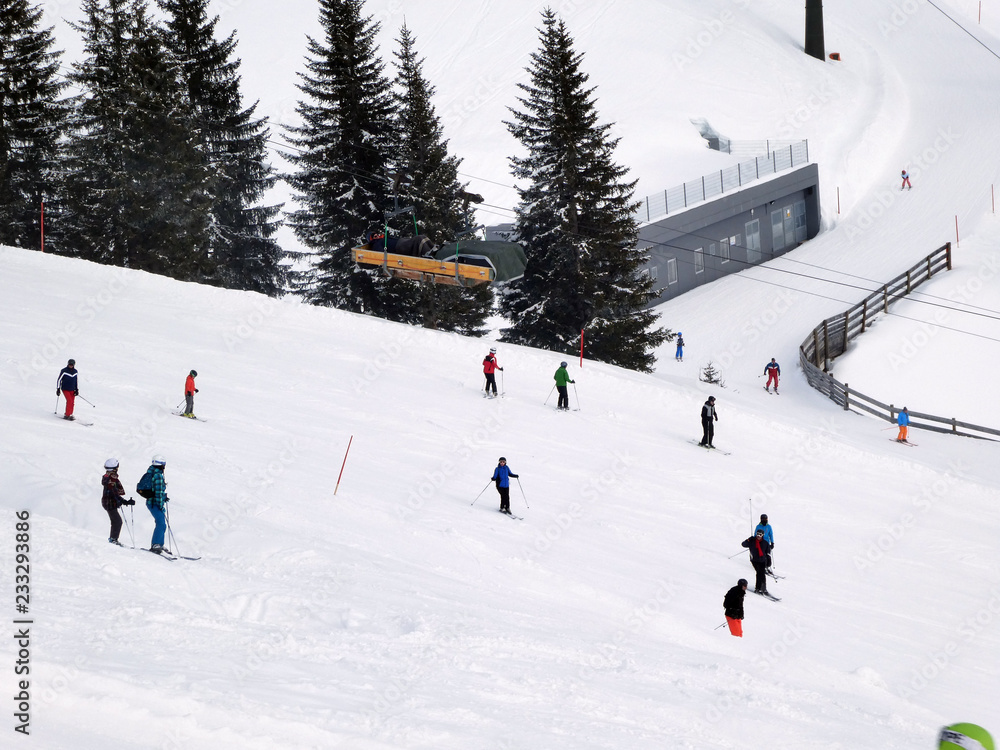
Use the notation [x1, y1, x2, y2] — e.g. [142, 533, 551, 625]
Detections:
[158, 0, 285, 296]
[285, 0, 419, 320]
[0, 0, 67, 251]
[501, 9, 666, 371]
[389, 23, 492, 334]
[62, 0, 214, 280]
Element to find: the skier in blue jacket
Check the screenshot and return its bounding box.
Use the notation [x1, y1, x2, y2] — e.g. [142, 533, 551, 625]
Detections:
[896, 407, 910, 443]
[491, 457, 519, 515]
[754, 513, 774, 546]
[145, 456, 170, 554]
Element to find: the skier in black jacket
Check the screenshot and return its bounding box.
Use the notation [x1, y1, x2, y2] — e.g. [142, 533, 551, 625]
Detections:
[699, 396, 717, 447]
[724, 579, 748, 637]
[742, 530, 772, 594]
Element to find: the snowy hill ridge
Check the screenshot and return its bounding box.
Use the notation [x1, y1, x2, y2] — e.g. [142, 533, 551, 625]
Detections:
[2, 244, 999, 749]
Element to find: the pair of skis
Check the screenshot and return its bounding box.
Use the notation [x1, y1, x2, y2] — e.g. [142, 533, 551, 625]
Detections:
[141, 548, 201, 561]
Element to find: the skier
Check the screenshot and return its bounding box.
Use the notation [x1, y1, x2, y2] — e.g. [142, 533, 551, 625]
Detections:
[742, 529, 772, 594]
[56, 358, 80, 420]
[491, 456, 519, 515]
[183, 370, 199, 418]
[699, 396, 718, 447]
[754, 513, 774, 547]
[101, 459, 134, 546]
[896, 406, 910, 443]
[554, 361, 575, 410]
[675, 332, 684, 362]
[764, 358, 780, 393]
[143, 455, 170, 554]
[901, 169, 912, 190]
[723, 579, 748, 637]
[483, 348, 502, 397]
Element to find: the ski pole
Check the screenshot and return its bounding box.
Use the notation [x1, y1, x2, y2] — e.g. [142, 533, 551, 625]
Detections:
[471, 481, 492, 506]
[572, 382, 580, 410]
[715, 622, 727, 631]
[501, 369, 505, 397]
[77, 394, 96, 408]
[544, 384, 555, 405]
[176, 398, 185, 410]
[516, 477, 529, 509]
[728, 549, 747, 559]
[125, 502, 136, 548]
[165, 505, 181, 556]
[54, 393, 60, 414]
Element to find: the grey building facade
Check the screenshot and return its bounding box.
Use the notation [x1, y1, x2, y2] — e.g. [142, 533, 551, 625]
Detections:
[637, 163, 821, 305]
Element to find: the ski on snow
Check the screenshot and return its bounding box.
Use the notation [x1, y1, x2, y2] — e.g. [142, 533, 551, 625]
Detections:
[689, 440, 731, 455]
[142, 548, 177, 561]
[173, 412, 207, 422]
[766, 569, 786, 580]
[55, 414, 93, 426]
[891, 439, 917, 447]
[498, 510, 523, 520]
[754, 590, 781, 602]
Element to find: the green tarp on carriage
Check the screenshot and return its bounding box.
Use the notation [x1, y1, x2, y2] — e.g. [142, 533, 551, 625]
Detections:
[434, 240, 528, 283]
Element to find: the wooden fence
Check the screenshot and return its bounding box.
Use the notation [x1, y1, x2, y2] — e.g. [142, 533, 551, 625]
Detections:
[799, 242, 1000, 441]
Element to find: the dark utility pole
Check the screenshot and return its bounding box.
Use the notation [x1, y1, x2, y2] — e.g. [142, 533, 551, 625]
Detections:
[805, 0, 826, 61]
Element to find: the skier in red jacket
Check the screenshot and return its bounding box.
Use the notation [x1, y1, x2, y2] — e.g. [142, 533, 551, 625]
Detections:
[482, 348, 502, 397]
[183, 370, 199, 417]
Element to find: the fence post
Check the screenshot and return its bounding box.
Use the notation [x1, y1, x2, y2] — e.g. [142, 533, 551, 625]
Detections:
[844, 382, 850, 411]
[861, 298, 868, 333]
[843, 311, 850, 354]
[952, 417, 957, 434]
[926, 254, 932, 280]
[946, 241, 952, 270]
[822, 319, 830, 371]
[906, 270, 912, 294]
[883, 284, 889, 313]
[813, 328, 821, 369]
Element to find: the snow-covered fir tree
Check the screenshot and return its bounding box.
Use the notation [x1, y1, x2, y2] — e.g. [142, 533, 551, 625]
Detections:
[0, 0, 68, 251]
[285, 0, 418, 320]
[390, 23, 493, 334]
[62, 0, 214, 280]
[501, 9, 666, 372]
[158, 0, 286, 296]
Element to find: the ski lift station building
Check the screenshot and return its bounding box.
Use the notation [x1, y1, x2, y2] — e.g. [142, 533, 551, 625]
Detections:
[635, 142, 820, 305]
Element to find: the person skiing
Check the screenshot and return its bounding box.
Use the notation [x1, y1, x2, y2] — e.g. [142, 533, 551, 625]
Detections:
[896, 407, 910, 443]
[144, 455, 170, 554]
[56, 358, 80, 420]
[101, 458, 134, 546]
[764, 358, 780, 393]
[183, 370, 199, 418]
[754, 513, 774, 547]
[554, 361, 575, 410]
[724, 579, 748, 637]
[482, 348, 502, 397]
[742, 529, 772, 594]
[901, 169, 912, 190]
[491, 456, 519, 514]
[675, 332, 685, 362]
[699, 396, 718, 447]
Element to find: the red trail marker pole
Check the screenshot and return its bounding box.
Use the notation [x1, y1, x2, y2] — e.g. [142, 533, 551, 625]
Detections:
[334, 435, 353, 495]
[579, 329, 584, 367]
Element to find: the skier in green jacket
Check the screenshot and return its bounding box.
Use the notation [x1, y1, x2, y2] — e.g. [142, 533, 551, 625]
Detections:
[554, 361, 575, 410]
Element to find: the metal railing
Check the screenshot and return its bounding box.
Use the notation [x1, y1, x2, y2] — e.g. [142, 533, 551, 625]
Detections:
[634, 141, 809, 224]
[799, 243, 998, 441]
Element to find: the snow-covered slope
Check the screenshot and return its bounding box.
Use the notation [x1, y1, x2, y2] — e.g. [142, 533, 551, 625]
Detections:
[3, 0, 998, 747]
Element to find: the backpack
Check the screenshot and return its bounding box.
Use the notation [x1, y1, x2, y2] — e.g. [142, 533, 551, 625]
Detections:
[136, 469, 155, 499]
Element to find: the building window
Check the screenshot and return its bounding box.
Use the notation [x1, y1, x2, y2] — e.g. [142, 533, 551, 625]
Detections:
[709, 243, 716, 256]
[746, 220, 761, 263]
[771, 209, 785, 252]
[794, 200, 807, 242]
[720, 237, 730, 263]
[666, 258, 678, 284]
[694, 247, 704, 274]
[641, 265, 658, 281]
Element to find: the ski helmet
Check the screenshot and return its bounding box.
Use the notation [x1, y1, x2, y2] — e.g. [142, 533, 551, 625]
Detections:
[708, 396, 716, 402]
[190, 369, 198, 377]
[104, 458, 119, 470]
[738, 579, 748, 588]
[760, 514, 768, 523]
[939, 724, 995, 750]
[490, 348, 497, 353]
[151, 455, 166, 467]
[498, 456, 506, 462]
[560, 361, 567, 367]
[68, 359, 76, 366]
[678, 332, 682, 336]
